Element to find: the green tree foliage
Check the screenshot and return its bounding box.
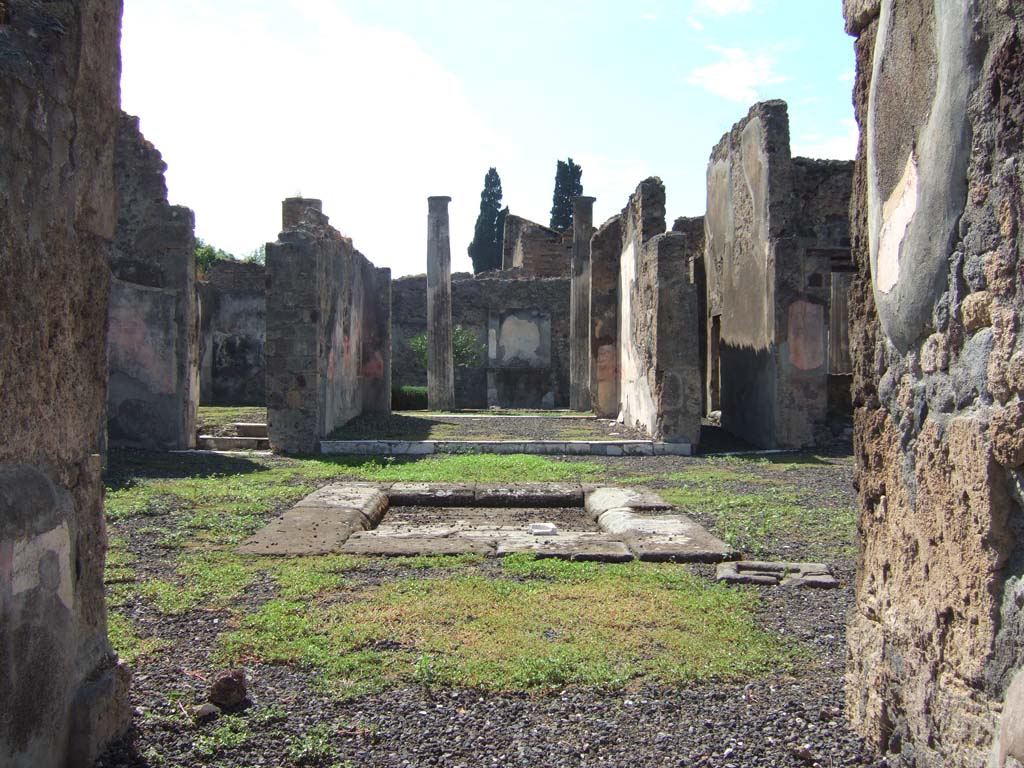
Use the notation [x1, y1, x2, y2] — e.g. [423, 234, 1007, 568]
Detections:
[195, 238, 233, 276]
[409, 325, 485, 370]
[467, 168, 504, 274]
[243, 244, 266, 265]
[549, 158, 583, 232]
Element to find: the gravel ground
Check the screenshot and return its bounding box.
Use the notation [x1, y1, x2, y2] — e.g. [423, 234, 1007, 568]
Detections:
[96, 444, 883, 768]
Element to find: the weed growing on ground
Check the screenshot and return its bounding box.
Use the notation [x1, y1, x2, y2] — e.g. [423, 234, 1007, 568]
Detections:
[192, 716, 251, 758]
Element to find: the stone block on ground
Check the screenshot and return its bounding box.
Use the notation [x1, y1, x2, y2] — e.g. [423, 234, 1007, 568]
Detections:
[716, 560, 838, 588]
[475, 483, 584, 507]
[387, 482, 478, 507]
[585, 487, 674, 520]
[596, 508, 734, 563]
[295, 484, 389, 526]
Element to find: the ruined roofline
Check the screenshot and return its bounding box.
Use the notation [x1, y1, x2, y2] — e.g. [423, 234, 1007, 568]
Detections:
[792, 156, 856, 170]
[708, 99, 790, 163]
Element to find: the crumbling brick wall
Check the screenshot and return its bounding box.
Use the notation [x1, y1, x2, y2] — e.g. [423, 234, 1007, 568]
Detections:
[0, 2, 131, 765]
[266, 199, 391, 453]
[603, 179, 702, 443]
[107, 113, 199, 450]
[391, 273, 570, 408]
[198, 260, 265, 406]
[704, 101, 849, 448]
[844, 2, 1024, 766]
[501, 215, 572, 277]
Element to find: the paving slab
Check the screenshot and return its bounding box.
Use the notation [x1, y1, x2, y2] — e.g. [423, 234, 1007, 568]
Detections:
[339, 533, 495, 557]
[237, 506, 367, 555]
[716, 560, 839, 588]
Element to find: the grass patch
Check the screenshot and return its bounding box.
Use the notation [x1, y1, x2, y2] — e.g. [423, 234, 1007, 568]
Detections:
[197, 405, 267, 430]
[264, 555, 362, 600]
[661, 485, 856, 559]
[333, 454, 602, 483]
[108, 611, 168, 664]
[221, 559, 788, 696]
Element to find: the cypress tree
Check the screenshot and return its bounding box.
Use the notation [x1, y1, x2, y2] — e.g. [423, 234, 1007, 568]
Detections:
[494, 206, 510, 267]
[549, 157, 583, 232]
[467, 168, 503, 273]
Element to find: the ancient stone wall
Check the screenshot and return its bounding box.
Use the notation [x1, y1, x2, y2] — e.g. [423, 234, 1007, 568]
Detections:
[617, 179, 702, 443]
[501, 214, 572, 277]
[391, 273, 571, 408]
[590, 216, 623, 419]
[266, 199, 391, 453]
[673, 216, 708, 415]
[198, 260, 266, 406]
[844, 3, 1024, 766]
[0, 2, 131, 766]
[107, 113, 199, 450]
[705, 100, 850, 448]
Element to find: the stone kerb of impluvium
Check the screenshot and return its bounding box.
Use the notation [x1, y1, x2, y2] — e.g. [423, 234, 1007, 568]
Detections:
[238, 483, 735, 563]
[570, 196, 597, 411]
[426, 196, 455, 411]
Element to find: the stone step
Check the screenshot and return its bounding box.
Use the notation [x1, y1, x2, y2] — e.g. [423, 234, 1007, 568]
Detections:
[232, 422, 269, 438]
[197, 435, 270, 451]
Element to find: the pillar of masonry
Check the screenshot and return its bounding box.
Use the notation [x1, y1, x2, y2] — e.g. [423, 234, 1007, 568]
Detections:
[426, 196, 455, 410]
[570, 196, 596, 411]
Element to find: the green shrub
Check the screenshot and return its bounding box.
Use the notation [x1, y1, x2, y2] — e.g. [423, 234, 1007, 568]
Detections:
[392, 386, 428, 410]
[408, 325, 485, 370]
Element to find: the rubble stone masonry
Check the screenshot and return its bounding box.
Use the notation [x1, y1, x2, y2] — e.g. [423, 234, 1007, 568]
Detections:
[844, 2, 1024, 766]
[107, 113, 199, 450]
[266, 199, 391, 453]
[0, 1, 131, 765]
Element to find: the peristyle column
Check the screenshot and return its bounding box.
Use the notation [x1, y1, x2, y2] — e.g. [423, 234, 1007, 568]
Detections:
[570, 196, 596, 410]
[426, 196, 455, 410]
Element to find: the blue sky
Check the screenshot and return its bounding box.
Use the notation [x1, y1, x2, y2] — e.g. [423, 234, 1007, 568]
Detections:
[121, 0, 855, 276]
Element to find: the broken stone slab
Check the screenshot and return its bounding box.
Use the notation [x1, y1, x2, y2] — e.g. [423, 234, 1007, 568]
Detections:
[584, 487, 674, 520]
[494, 532, 633, 562]
[474, 483, 584, 507]
[339, 532, 494, 557]
[386, 482, 477, 507]
[236, 506, 367, 556]
[716, 560, 839, 588]
[295, 484, 389, 526]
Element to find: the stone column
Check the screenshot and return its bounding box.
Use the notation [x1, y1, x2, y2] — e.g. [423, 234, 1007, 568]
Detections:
[570, 196, 596, 410]
[426, 196, 454, 410]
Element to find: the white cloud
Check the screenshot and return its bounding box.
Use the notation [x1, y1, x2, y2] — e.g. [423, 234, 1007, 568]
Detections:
[685, 46, 787, 103]
[791, 118, 859, 160]
[686, 16, 706, 30]
[694, 0, 753, 16]
[838, 70, 855, 82]
[121, 0, 507, 276]
[641, 12, 657, 21]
